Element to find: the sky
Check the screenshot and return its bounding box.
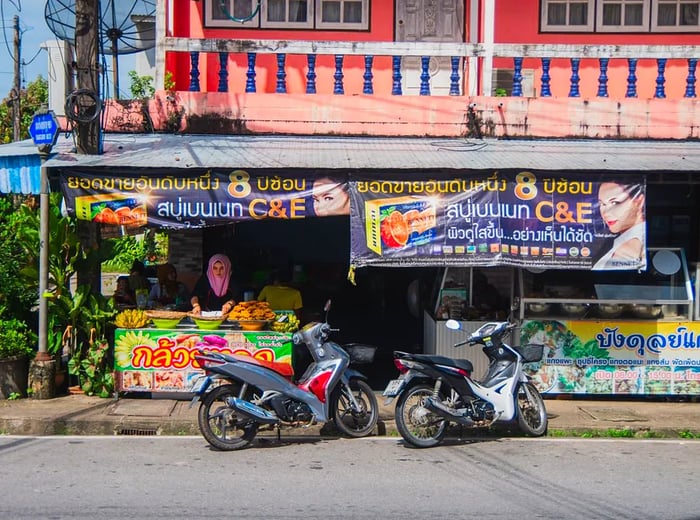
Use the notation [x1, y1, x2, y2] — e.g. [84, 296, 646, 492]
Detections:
[0, 0, 137, 100]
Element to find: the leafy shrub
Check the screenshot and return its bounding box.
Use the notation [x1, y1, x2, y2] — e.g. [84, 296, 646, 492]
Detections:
[0, 318, 36, 359]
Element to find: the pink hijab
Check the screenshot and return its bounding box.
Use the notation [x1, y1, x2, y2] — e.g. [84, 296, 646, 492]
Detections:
[207, 254, 232, 297]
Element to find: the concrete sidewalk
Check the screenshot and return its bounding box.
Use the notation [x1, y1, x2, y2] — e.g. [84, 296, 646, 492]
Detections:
[1, 392, 699, 438]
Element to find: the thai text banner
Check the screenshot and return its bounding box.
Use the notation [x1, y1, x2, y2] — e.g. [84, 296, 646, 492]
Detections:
[59, 169, 350, 228]
[349, 171, 647, 271]
[114, 328, 293, 393]
[522, 320, 700, 395]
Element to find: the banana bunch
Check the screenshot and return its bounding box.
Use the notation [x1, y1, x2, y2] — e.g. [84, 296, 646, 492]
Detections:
[271, 313, 300, 333]
[115, 309, 149, 329]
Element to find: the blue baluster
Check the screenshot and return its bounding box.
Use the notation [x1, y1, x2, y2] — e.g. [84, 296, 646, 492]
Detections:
[569, 58, 580, 97]
[391, 56, 402, 95]
[218, 52, 229, 92]
[512, 57, 523, 97]
[685, 58, 697, 98]
[626, 58, 638, 98]
[540, 58, 551, 97]
[306, 54, 317, 94]
[245, 52, 257, 93]
[597, 58, 609, 97]
[655, 58, 667, 98]
[275, 53, 287, 94]
[334, 55, 344, 94]
[420, 56, 430, 95]
[363, 55, 374, 94]
[189, 52, 200, 92]
[450, 56, 460, 95]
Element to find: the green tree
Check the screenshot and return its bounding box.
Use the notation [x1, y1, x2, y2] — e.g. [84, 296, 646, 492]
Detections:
[0, 76, 49, 143]
[0, 195, 39, 324]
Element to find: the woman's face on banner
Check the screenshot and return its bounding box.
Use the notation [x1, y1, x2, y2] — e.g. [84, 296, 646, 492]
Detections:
[312, 178, 349, 216]
[598, 182, 643, 234]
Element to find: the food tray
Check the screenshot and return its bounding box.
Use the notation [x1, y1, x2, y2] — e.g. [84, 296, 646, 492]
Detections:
[146, 310, 187, 320]
[232, 320, 269, 331]
[187, 312, 228, 320]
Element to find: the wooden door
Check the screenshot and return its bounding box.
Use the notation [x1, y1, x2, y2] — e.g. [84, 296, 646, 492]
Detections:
[395, 0, 465, 95]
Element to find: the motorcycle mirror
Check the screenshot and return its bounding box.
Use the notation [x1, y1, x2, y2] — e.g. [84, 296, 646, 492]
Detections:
[445, 319, 461, 330]
[323, 299, 332, 313]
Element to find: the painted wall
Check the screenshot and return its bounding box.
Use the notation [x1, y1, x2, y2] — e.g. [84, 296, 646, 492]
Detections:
[167, 0, 400, 94]
[165, 1, 700, 98]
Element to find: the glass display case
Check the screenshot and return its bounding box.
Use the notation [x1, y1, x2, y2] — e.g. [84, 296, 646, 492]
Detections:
[433, 266, 513, 321]
[518, 248, 694, 321]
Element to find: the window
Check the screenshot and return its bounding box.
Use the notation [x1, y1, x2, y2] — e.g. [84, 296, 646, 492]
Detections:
[542, 0, 700, 31]
[206, 0, 260, 28]
[262, 0, 313, 28]
[597, 0, 649, 31]
[204, 0, 369, 30]
[316, 0, 368, 29]
[541, 0, 595, 31]
[652, 0, 700, 31]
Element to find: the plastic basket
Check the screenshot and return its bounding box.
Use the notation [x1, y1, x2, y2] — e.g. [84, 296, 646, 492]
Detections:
[342, 343, 377, 364]
[517, 343, 545, 363]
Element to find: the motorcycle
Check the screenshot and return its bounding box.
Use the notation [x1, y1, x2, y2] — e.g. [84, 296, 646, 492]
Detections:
[383, 319, 548, 448]
[192, 301, 378, 451]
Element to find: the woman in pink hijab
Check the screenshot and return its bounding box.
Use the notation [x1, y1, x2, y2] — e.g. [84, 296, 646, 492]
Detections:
[190, 254, 237, 315]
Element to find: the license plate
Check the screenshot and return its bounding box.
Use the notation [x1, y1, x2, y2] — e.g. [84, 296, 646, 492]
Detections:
[382, 378, 404, 397]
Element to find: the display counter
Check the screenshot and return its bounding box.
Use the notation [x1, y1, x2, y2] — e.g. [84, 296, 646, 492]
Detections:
[424, 249, 700, 396]
[519, 248, 694, 322]
[114, 326, 293, 393]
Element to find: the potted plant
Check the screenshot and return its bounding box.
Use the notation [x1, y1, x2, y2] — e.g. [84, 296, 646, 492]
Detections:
[0, 318, 37, 399]
[66, 286, 117, 397]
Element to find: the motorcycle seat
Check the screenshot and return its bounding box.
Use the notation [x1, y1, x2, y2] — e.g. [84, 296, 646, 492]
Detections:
[398, 352, 473, 373]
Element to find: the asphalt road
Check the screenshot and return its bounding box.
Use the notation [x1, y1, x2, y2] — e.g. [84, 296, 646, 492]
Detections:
[1, 435, 698, 519]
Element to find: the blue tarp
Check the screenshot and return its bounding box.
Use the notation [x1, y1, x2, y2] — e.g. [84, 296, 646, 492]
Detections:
[0, 154, 40, 194]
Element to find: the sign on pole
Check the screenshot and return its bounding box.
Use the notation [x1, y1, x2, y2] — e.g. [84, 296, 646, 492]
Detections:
[29, 111, 60, 148]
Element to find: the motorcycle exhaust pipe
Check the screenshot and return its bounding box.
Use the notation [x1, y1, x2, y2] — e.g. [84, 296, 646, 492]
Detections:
[423, 397, 477, 427]
[226, 397, 279, 425]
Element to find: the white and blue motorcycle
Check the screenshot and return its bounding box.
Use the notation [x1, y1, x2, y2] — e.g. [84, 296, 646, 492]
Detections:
[384, 319, 548, 448]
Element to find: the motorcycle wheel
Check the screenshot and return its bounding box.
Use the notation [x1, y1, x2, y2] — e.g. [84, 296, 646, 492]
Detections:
[515, 382, 548, 436]
[198, 384, 259, 451]
[395, 383, 447, 448]
[332, 379, 378, 438]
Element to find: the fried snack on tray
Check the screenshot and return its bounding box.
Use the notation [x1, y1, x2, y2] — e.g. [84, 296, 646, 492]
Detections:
[229, 300, 276, 321]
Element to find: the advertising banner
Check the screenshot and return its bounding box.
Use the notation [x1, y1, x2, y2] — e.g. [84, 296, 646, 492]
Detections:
[114, 328, 293, 393]
[521, 320, 700, 395]
[59, 169, 350, 228]
[349, 171, 647, 271]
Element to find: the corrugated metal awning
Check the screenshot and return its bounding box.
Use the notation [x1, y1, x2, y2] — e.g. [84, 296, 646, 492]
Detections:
[42, 134, 700, 173]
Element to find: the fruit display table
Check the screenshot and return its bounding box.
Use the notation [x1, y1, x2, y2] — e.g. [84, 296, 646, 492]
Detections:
[114, 327, 293, 393]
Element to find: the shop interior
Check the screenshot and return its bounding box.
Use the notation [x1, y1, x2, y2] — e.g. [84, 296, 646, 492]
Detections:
[143, 178, 699, 389]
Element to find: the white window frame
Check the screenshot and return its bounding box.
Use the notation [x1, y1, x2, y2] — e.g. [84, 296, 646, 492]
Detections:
[315, 0, 369, 30]
[541, 0, 595, 32]
[596, 0, 650, 32]
[261, 0, 314, 29]
[204, 0, 368, 30]
[651, 0, 700, 31]
[541, 0, 700, 31]
[204, 0, 260, 28]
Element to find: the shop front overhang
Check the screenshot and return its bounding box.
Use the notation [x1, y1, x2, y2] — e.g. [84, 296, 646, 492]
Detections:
[42, 133, 700, 174]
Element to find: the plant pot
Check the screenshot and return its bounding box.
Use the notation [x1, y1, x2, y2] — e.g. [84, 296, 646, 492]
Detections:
[0, 355, 29, 399]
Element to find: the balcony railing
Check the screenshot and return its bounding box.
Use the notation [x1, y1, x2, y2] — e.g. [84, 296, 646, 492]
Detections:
[160, 38, 700, 99]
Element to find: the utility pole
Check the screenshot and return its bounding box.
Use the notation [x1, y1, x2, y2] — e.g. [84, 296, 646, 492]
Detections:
[12, 15, 20, 142]
[74, 0, 101, 154]
[73, 0, 103, 294]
